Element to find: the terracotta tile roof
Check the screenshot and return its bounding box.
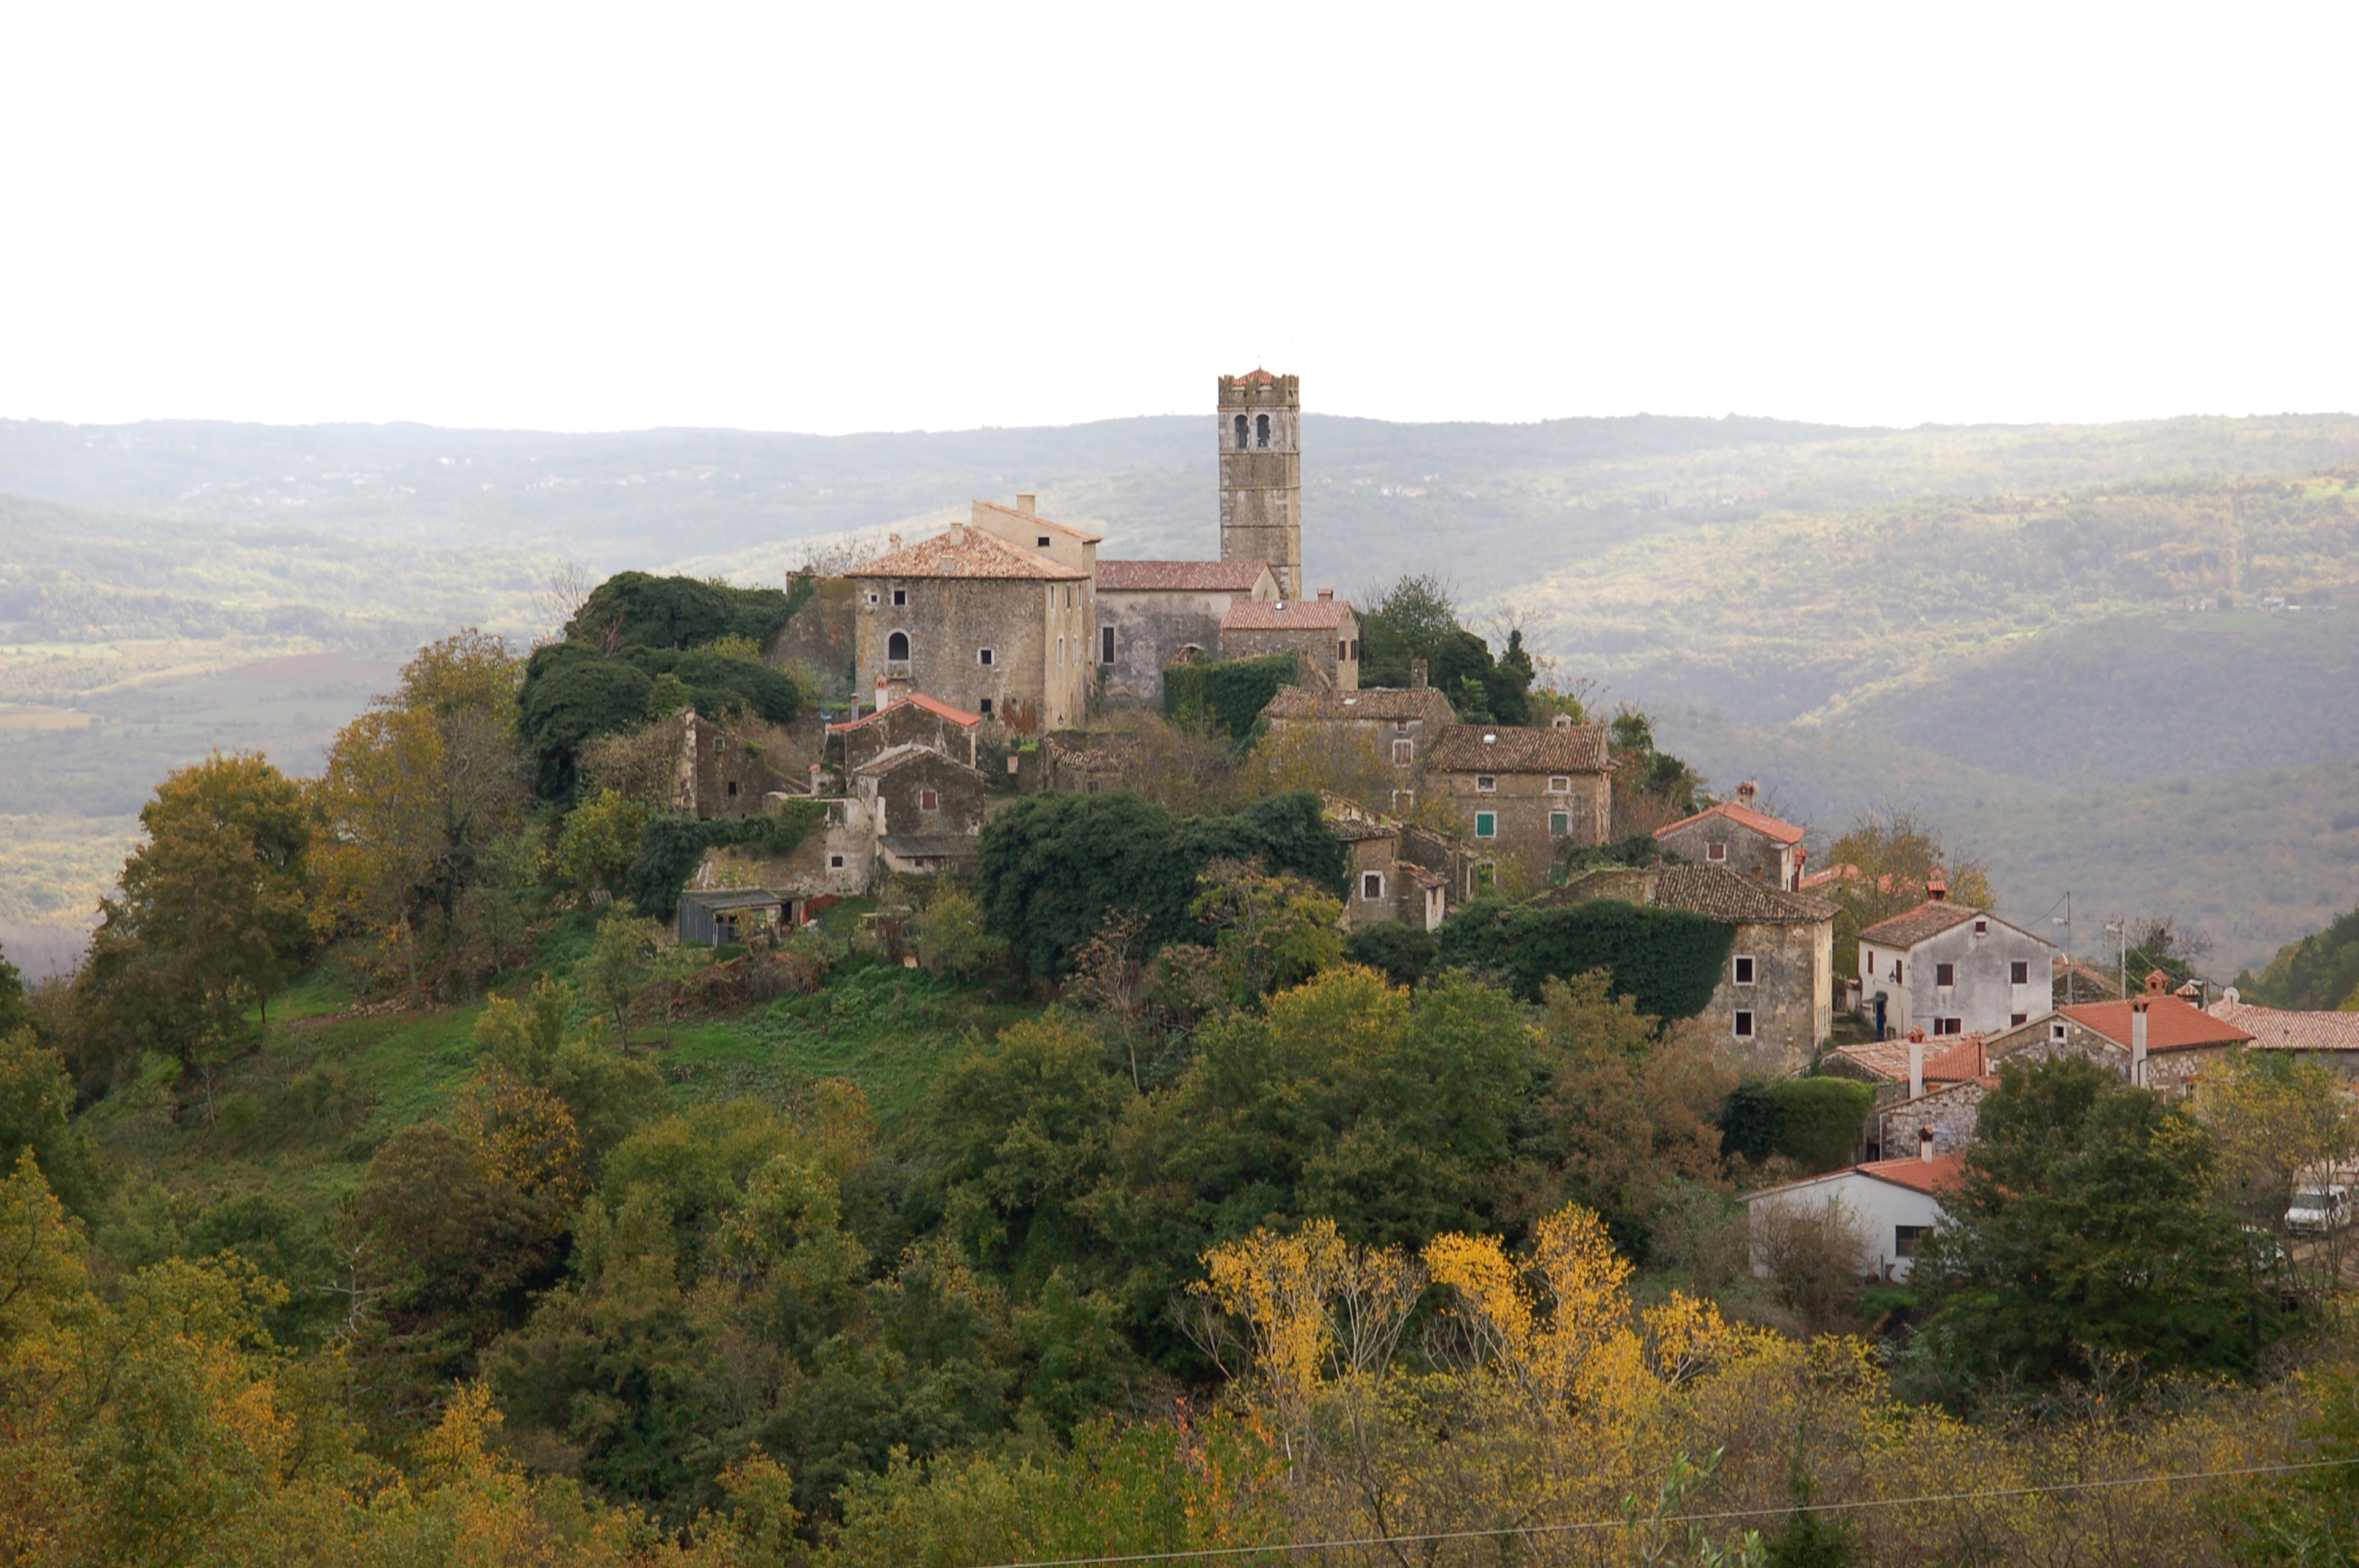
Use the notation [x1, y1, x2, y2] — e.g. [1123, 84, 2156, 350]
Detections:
[1425, 722, 1611, 774]
[1222, 598, 1353, 631]
[1227, 367, 1280, 386]
[1858, 1153, 1968, 1196]
[2210, 1000, 2359, 1052]
[1856, 900, 1979, 949]
[847, 526, 1087, 582]
[827, 693, 983, 734]
[1399, 862, 1450, 889]
[1829, 1036, 1990, 1084]
[1648, 864, 1837, 925]
[1923, 1034, 1989, 1082]
[973, 499, 1102, 544]
[1097, 559, 1271, 593]
[1262, 685, 1458, 724]
[2059, 995, 2254, 1054]
[1654, 799, 1806, 847]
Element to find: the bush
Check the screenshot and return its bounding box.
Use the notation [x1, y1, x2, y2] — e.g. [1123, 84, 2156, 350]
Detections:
[1434, 897, 1734, 1019]
[566, 571, 800, 652]
[1764, 1077, 1875, 1173]
[1163, 650, 1300, 741]
[1343, 922, 1439, 989]
[622, 800, 828, 920]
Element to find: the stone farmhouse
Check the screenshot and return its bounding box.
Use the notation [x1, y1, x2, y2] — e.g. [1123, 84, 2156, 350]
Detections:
[1855, 875, 2055, 1040]
[1221, 593, 1362, 689]
[827, 693, 982, 776]
[1262, 661, 1457, 802]
[1423, 714, 1614, 889]
[1988, 969, 2256, 1096]
[1321, 794, 1480, 932]
[1818, 1031, 1998, 1161]
[1653, 782, 1806, 889]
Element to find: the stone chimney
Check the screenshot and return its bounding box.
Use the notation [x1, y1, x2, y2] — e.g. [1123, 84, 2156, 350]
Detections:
[1410, 658, 1428, 690]
[1927, 865, 1949, 903]
[888, 531, 902, 552]
[948, 521, 966, 545]
[1919, 1125, 1936, 1162]
[2131, 999, 2150, 1087]
[1016, 493, 1036, 515]
[1907, 1031, 1925, 1099]
[1736, 780, 1758, 806]
[1316, 588, 1333, 601]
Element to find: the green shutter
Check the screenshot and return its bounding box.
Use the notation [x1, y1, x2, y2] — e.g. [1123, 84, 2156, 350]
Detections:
[1475, 812, 1496, 838]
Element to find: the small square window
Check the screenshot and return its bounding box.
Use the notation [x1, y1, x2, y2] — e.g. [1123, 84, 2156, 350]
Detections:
[978, 647, 995, 666]
[867, 592, 879, 606]
[726, 780, 738, 797]
[1474, 811, 1496, 839]
[1973, 919, 1989, 935]
[2010, 960, 2030, 985]
[1936, 962, 1955, 987]
[1361, 871, 1384, 900]
[1549, 811, 1570, 837]
[979, 697, 993, 716]
[1936, 1017, 1963, 1036]
[1895, 1224, 1928, 1258]
[1036, 535, 1051, 548]
[2052, 1021, 2068, 1041]
[1734, 955, 1756, 985]
[920, 789, 939, 811]
[1734, 1010, 1755, 1039]
[1548, 775, 1570, 793]
[2011, 1012, 2028, 1026]
[1392, 739, 1414, 763]
[1706, 841, 1727, 862]
[892, 588, 907, 607]
[1476, 775, 1496, 793]
[829, 854, 845, 869]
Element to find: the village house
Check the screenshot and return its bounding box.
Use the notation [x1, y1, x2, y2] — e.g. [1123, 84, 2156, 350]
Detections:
[1321, 794, 1479, 931]
[1743, 1152, 1965, 1284]
[1856, 873, 2056, 1040]
[1423, 714, 1613, 889]
[1544, 862, 1836, 1069]
[827, 692, 981, 778]
[2209, 993, 2359, 1076]
[1219, 592, 1361, 688]
[1988, 969, 2256, 1095]
[1261, 660, 1457, 800]
[1093, 558, 1278, 704]
[847, 516, 1093, 732]
[850, 742, 987, 878]
[1823, 1031, 1994, 1124]
[1653, 782, 1807, 889]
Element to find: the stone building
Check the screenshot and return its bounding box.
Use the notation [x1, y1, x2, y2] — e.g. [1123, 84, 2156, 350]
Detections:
[2208, 995, 2359, 1077]
[1093, 558, 1279, 704]
[1321, 794, 1478, 932]
[1219, 369, 1302, 596]
[968, 494, 1100, 577]
[827, 693, 981, 778]
[1544, 862, 1836, 1070]
[1856, 881, 2056, 1040]
[1822, 1031, 1997, 1160]
[847, 519, 1093, 733]
[1877, 1077, 1994, 1164]
[1653, 783, 1806, 889]
[1988, 970, 2255, 1096]
[670, 709, 777, 821]
[1261, 663, 1457, 798]
[1219, 593, 1361, 688]
[680, 797, 877, 925]
[852, 743, 987, 877]
[1423, 715, 1613, 889]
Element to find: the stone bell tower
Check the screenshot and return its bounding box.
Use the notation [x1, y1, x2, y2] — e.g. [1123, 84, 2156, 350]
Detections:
[1218, 369, 1302, 598]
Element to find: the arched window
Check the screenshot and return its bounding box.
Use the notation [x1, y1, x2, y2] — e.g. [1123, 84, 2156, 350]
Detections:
[1233, 413, 1249, 450]
[887, 630, 910, 661]
[1255, 413, 1270, 449]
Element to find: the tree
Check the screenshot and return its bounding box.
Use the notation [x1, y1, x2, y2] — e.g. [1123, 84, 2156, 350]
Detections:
[581, 905, 661, 1047]
[0, 1029, 104, 1220]
[1817, 809, 1996, 980]
[1436, 896, 1735, 1018]
[0, 944, 36, 1038]
[1356, 573, 1533, 724]
[1606, 707, 1707, 833]
[2239, 903, 2359, 1011]
[913, 884, 1009, 981]
[69, 752, 309, 1078]
[555, 789, 654, 894]
[1187, 857, 1345, 1004]
[1343, 921, 1439, 989]
[2199, 1048, 2358, 1239]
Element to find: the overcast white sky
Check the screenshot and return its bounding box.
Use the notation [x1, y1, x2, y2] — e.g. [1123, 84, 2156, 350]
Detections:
[2, 3, 2353, 435]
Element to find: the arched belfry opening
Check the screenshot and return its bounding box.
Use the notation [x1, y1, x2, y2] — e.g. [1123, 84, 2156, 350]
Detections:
[1254, 413, 1270, 450]
[1233, 413, 1249, 450]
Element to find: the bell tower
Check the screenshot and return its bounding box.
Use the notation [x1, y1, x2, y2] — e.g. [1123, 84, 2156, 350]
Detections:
[1218, 369, 1302, 598]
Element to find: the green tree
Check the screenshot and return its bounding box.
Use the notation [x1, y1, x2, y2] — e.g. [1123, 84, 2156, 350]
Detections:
[554, 788, 652, 894]
[1343, 921, 1439, 989]
[1188, 857, 1345, 1004]
[1818, 808, 1997, 981]
[2239, 903, 2359, 1011]
[0, 945, 36, 1038]
[913, 884, 1009, 981]
[0, 1030, 104, 1221]
[69, 752, 309, 1080]
[1435, 895, 1735, 1017]
[581, 905, 661, 1047]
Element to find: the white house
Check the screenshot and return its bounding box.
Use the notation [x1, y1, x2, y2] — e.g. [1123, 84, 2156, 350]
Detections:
[1743, 1152, 1963, 1283]
[1856, 873, 2055, 1041]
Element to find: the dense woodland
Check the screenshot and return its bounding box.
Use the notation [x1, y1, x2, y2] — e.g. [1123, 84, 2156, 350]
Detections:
[5, 565, 2359, 1566]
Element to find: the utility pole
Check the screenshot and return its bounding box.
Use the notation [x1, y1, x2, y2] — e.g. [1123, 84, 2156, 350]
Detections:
[2105, 920, 2128, 999]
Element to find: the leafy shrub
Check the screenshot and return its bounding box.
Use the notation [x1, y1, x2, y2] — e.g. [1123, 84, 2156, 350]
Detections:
[1763, 1077, 1875, 1173]
[622, 800, 828, 920]
[1342, 921, 1439, 988]
[1434, 897, 1734, 1019]
[1163, 650, 1300, 741]
[566, 570, 800, 652]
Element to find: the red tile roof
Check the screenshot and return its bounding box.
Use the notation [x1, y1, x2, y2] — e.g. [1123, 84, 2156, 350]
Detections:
[1223, 598, 1353, 631]
[1654, 798, 1806, 847]
[1856, 900, 1979, 949]
[1829, 1035, 1989, 1084]
[827, 693, 984, 733]
[847, 527, 1087, 582]
[2210, 1000, 2359, 1053]
[2060, 995, 2254, 1054]
[1648, 864, 1837, 924]
[1262, 685, 1458, 725]
[1425, 722, 1612, 774]
[1858, 1152, 1968, 1196]
[973, 499, 1102, 544]
[1097, 559, 1272, 593]
[1227, 367, 1279, 386]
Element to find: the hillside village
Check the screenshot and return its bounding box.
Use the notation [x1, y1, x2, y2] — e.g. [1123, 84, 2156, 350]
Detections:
[7, 372, 2359, 1562]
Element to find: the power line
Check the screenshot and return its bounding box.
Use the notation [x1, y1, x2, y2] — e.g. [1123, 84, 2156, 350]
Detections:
[963, 1456, 2359, 1568]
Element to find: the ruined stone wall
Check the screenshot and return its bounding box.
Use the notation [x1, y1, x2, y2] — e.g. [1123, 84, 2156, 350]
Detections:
[860, 752, 987, 838]
[765, 577, 860, 698]
[1221, 615, 1359, 691]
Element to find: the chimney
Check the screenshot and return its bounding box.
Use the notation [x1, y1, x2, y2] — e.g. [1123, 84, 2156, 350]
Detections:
[1737, 781, 1758, 805]
[874, 675, 891, 712]
[1919, 1126, 1936, 1163]
[1016, 493, 1036, 515]
[2131, 999, 2150, 1087]
[949, 521, 966, 545]
[1317, 588, 1334, 601]
[2145, 968, 2169, 996]
[888, 531, 902, 550]
[1908, 1032, 1925, 1099]
[1927, 864, 1949, 902]
[1410, 658, 1428, 690]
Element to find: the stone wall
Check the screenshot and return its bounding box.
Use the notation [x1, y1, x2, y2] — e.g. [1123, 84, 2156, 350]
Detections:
[859, 751, 987, 838]
[1222, 613, 1360, 692]
[1437, 770, 1608, 889]
[765, 576, 860, 698]
[853, 574, 1090, 733]
[1658, 816, 1785, 884]
[1698, 916, 1832, 1070]
[1098, 590, 1230, 705]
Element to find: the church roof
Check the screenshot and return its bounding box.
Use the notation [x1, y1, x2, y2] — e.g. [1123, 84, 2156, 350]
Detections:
[1097, 560, 1272, 593]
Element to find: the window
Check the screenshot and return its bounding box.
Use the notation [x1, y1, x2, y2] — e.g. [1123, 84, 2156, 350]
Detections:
[893, 587, 907, 607]
[1058, 636, 1065, 666]
[1706, 841, 1728, 862]
[1935, 1016, 1964, 1036]
[1361, 872, 1385, 900]
[886, 630, 910, 661]
[1255, 412, 1270, 449]
[1100, 626, 1115, 664]
[829, 854, 845, 869]
[726, 780, 738, 797]
[1392, 739, 1414, 763]
[1973, 919, 1989, 935]
[1549, 811, 1570, 837]
[2011, 1012, 2028, 1026]
[919, 789, 939, 812]
[1036, 535, 1050, 548]
[1734, 1010, 1755, 1038]
[1337, 640, 1348, 661]
[1066, 585, 1074, 609]
[1935, 962, 1955, 986]
[1476, 774, 1496, 793]
[1894, 1225, 1928, 1259]
[1893, 961, 1903, 983]
[1474, 811, 1496, 838]
[1234, 413, 1249, 450]
[867, 592, 879, 606]
[2051, 1020, 2068, 1042]
[1547, 775, 1570, 794]
[979, 697, 993, 716]
[2010, 960, 2030, 985]
[978, 647, 994, 666]
[1734, 955, 1756, 985]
